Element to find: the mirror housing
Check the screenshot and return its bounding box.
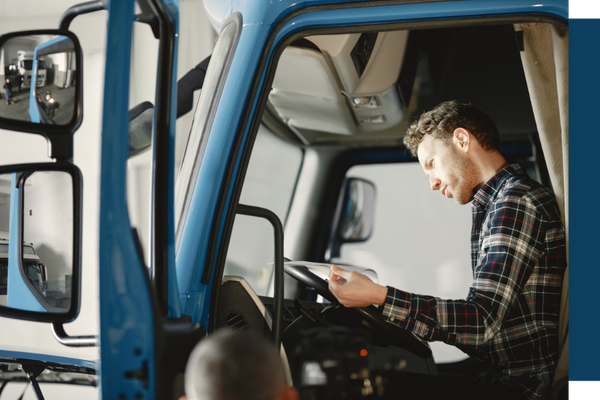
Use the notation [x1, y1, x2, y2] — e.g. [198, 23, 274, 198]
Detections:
[0, 163, 82, 323]
[0, 30, 83, 160]
[326, 177, 376, 260]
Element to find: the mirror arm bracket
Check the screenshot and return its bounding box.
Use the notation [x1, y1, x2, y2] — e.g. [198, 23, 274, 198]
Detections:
[51, 322, 98, 347]
[46, 133, 74, 162]
[59, 0, 107, 30]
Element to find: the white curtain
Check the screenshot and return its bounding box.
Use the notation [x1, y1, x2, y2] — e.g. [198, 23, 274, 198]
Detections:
[514, 22, 569, 386]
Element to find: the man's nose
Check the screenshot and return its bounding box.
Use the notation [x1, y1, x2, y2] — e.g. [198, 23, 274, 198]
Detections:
[429, 175, 441, 191]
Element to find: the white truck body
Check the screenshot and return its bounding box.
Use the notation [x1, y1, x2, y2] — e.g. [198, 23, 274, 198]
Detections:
[17, 50, 46, 88]
[0, 232, 45, 307]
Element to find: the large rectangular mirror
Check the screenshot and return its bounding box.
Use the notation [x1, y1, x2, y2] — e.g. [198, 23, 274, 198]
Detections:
[0, 30, 82, 138]
[0, 163, 82, 322]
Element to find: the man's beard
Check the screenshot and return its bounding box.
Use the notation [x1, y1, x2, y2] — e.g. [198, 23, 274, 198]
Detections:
[447, 148, 480, 205]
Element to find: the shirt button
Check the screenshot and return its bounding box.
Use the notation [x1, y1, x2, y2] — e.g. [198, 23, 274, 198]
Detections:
[390, 317, 395, 322]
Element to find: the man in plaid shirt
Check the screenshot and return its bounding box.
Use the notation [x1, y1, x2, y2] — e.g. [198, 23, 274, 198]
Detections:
[329, 101, 566, 400]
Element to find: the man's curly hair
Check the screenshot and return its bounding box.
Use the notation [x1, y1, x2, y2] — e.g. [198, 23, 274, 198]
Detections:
[403, 101, 500, 156]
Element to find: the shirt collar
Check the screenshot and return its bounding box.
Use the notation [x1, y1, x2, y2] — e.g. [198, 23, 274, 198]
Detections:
[471, 163, 524, 208]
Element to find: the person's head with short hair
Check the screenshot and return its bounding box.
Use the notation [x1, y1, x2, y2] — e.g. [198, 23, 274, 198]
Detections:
[404, 100, 500, 156]
[182, 329, 298, 400]
[404, 100, 507, 205]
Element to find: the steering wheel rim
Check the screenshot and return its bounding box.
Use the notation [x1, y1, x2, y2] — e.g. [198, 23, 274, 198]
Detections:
[284, 263, 432, 359]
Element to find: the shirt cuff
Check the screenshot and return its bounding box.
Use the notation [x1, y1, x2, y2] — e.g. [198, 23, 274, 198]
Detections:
[381, 286, 411, 323]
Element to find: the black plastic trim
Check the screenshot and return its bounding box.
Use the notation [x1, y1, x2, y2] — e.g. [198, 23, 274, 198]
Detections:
[59, 1, 107, 31]
[146, 0, 177, 317]
[176, 55, 211, 119]
[235, 204, 285, 349]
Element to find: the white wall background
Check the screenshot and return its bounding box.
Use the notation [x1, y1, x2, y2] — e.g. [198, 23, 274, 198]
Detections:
[340, 162, 472, 363]
[0, 0, 214, 362]
[23, 171, 74, 292]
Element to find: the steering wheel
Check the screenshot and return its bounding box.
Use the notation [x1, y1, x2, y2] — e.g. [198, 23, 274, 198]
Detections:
[284, 263, 432, 359]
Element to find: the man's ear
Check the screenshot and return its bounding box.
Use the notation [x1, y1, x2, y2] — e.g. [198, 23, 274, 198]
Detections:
[452, 128, 471, 153]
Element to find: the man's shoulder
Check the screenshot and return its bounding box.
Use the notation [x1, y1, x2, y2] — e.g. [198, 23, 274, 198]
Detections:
[495, 173, 559, 217]
[500, 172, 551, 197]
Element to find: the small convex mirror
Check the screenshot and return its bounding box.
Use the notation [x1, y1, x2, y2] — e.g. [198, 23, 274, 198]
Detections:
[326, 177, 376, 261]
[338, 178, 376, 241]
[0, 31, 81, 129]
[0, 163, 82, 322]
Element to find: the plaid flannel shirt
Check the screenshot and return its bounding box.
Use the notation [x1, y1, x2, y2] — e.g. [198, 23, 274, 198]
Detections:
[381, 164, 566, 400]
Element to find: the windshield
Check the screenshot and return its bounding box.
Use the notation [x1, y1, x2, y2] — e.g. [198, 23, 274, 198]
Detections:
[23, 245, 35, 255]
[23, 259, 43, 285]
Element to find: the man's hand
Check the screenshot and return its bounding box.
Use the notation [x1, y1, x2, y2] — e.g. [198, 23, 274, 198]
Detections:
[328, 264, 388, 307]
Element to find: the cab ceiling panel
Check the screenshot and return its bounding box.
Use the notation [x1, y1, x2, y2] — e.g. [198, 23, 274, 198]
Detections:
[269, 30, 410, 143]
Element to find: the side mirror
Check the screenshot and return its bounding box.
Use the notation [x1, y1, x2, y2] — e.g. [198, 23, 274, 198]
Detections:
[0, 163, 82, 322]
[326, 177, 376, 260]
[0, 30, 83, 160]
[128, 101, 154, 157]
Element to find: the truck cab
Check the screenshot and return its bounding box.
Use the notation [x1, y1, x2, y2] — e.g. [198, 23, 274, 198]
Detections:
[0, 234, 47, 308]
[17, 51, 46, 89]
[0, 0, 576, 399]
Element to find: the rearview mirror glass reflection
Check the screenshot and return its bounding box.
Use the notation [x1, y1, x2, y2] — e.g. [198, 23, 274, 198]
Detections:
[0, 34, 78, 125]
[0, 170, 74, 313]
[338, 178, 376, 241]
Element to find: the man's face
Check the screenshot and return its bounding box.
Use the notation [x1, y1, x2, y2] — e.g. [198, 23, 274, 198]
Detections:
[417, 134, 479, 205]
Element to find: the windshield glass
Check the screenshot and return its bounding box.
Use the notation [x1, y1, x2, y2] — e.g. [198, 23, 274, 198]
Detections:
[23, 259, 43, 284]
[224, 125, 303, 295]
[22, 245, 35, 255]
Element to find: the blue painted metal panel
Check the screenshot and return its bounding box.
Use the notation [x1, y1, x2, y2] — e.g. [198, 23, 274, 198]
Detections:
[0, 350, 98, 371]
[98, 0, 156, 398]
[203, 0, 567, 31]
[6, 174, 45, 312]
[27, 75, 42, 124]
[271, 1, 567, 45]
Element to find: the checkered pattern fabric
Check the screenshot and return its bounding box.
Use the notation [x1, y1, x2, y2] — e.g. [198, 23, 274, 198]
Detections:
[381, 164, 566, 400]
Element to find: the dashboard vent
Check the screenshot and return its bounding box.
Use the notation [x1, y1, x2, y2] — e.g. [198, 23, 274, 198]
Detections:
[226, 313, 248, 331]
